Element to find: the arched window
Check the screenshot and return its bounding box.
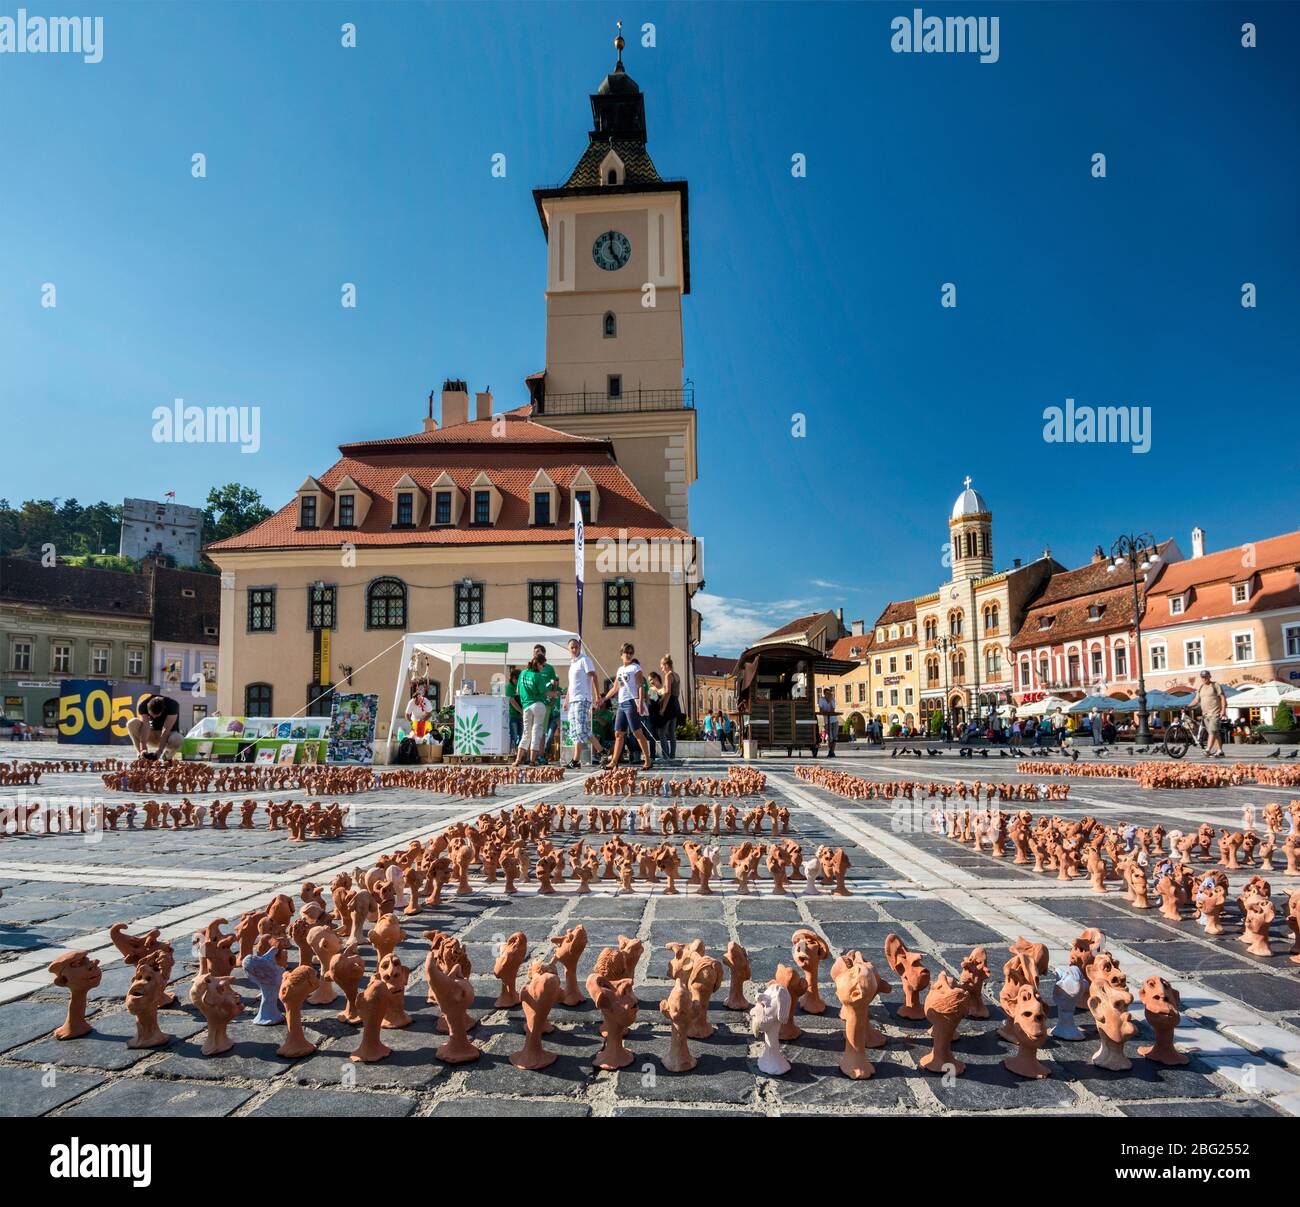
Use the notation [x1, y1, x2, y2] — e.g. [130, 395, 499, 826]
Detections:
[984, 603, 999, 632]
[367, 577, 407, 629]
[603, 311, 617, 338]
[245, 682, 273, 717]
[986, 647, 1001, 675]
[607, 169, 619, 185]
[1020, 658, 1031, 687]
[949, 610, 963, 637]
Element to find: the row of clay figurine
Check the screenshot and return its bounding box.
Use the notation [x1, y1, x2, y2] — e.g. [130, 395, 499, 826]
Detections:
[582, 766, 766, 798]
[796, 764, 1072, 803]
[48, 916, 1186, 1080]
[1016, 760, 1300, 790]
[1, 798, 349, 839]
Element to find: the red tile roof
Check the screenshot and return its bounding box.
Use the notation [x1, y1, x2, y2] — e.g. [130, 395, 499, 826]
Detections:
[868, 600, 917, 652]
[694, 655, 736, 678]
[206, 416, 688, 552]
[829, 633, 874, 661]
[1146, 530, 1300, 625]
[1, 557, 151, 618]
[758, 611, 836, 643]
[1148, 531, 1300, 595]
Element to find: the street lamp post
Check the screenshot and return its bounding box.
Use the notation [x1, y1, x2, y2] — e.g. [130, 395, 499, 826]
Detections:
[1106, 532, 1159, 746]
[935, 634, 954, 743]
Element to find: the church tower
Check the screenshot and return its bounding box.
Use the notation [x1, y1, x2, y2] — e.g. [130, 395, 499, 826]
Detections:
[949, 477, 994, 580]
[529, 25, 696, 529]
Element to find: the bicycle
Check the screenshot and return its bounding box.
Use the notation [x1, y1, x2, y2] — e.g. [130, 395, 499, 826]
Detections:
[1159, 714, 1206, 759]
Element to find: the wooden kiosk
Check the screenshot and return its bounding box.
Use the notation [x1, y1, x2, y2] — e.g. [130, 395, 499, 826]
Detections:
[734, 642, 856, 757]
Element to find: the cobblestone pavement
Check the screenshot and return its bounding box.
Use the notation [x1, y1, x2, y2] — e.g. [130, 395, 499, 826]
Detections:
[1, 742, 1297, 1117]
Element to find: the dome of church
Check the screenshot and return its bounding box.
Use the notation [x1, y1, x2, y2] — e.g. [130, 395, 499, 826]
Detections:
[951, 479, 989, 520]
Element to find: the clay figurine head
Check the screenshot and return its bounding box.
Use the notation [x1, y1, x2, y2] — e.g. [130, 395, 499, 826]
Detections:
[748, 981, 791, 1076]
[189, 971, 244, 1056]
[1137, 976, 1187, 1066]
[920, 971, 971, 1076]
[48, 951, 101, 1040]
[1002, 984, 1050, 1079]
[586, 974, 639, 1070]
[242, 946, 287, 1025]
[884, 933, 930, 1020]
[276, 964, 321, 1058]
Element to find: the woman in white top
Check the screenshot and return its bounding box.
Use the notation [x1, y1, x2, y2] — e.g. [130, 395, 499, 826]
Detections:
[599, 642, 652, 771]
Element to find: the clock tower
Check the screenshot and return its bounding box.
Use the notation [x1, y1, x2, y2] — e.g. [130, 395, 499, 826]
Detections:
[530, 26, 696, 529]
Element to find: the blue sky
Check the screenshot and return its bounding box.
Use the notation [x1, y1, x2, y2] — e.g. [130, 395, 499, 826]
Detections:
[2, 2, 1296, 654]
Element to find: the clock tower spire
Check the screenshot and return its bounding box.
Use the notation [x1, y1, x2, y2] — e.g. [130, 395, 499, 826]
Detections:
[529, 30, 695, 529]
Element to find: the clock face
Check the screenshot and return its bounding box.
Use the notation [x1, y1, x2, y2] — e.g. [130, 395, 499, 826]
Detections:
[592, 230, 631, 271]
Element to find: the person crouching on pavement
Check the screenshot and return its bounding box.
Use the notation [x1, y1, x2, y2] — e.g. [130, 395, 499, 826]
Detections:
[127, 694, 182, 761]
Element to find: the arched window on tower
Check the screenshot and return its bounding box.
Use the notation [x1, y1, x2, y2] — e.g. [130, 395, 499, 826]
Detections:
[603, 312, 617, 338]
[607, 169, 618, 185]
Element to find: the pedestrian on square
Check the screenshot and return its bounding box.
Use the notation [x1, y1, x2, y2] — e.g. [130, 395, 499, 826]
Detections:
[1090, 707, 1104, 746]
[127, 694, 182, 761]
[1194, 670, 1227, 757]
[818, 686, 837, 757]
[513, 654, 551, 767]
[506, 665, 523, 753]
[530, 643, 561, 760]
[563, 638, 598, 769]
[599, 643, 653, 771]
[657, 654, 682, 761]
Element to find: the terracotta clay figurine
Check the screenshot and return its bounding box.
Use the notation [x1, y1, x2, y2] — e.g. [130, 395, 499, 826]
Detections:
[921, 972, 972, 1076]
[242, 945, 286, 1025]
[722, 941, 752, 1010]
[47, 951, 101, 1040]
[306, 924, 341, 1006]
[830, 952, 886, 1079]
[684, 948, 724, 1040]
[771, 963, 808, 1042]
[1050, 965, 1089, 1041]
[369, 912, 406, 964]
[276, 964, 320, 1058]
[660, 980, 699, 1073]
[425, 957, 482, 1064]
[511, 959, 564, 1070]
[586, 973, 639, 1070]
[884, 933, 930, 1021]
[376, 952, 411, 1028]
[792, 928, 831, 1014]
[550, 925, 589, 1007]
[1001, 984, 1050, 1079]
[749, 982, 792, 1075]
[493, 931, 529, 1008]
[959, 947, 991, 1020]
[125, 955, 172, 1049]
[188, 971, 243, 1055]
[330, 948, 365, 1024]
[1137, 975, 1188, 1066]
[351, 966, 399, 1063]
[1088, 966, 1136, 1071]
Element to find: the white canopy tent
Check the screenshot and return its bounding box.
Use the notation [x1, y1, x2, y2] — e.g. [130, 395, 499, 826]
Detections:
[1223, 681, 1300, 709]
[384, 619, 580, 746]
[1014, 695, 1073, 718]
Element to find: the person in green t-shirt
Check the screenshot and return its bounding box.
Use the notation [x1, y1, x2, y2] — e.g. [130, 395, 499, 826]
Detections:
[512, 649, 559, 766]
[505, 666, 522, 753]
[530, 643, 561, 758]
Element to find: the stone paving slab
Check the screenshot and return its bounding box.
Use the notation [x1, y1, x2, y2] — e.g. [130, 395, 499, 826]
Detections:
[1, 754, 1298, 1117]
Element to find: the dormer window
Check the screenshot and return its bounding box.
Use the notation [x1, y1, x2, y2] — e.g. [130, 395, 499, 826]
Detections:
[181, 587, 196, 599]
[534, 492, 552, 526]
[299, 496, 317, 529]
[603, 312, 617, 338]
[473, 490, 492, 525]
[1232, 582, 1250, 605]
[337, 494, 355, 529]
[434, 491, 453, 526]
[394, 492, 414, 527]
[1169, 595, 1185, 615]
[1087, 603, 1105, 621]
[575, 490, 592, 523]
[599, 147, 625, 187]
[877, 629, 885, 641]
[1038, 614, 1054, 631]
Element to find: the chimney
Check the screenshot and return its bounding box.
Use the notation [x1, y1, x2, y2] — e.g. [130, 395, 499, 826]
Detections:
[423, 390, 438, 433]
[851, 619, 864, 637]
[1091, 545, 1105, 563]
[836, 607, 844, 632]
[475, 388, 493, 421]
[1013, 557, 1022, 568]
[441, 378, 469, 428]
[1191, 526, 1206, 558]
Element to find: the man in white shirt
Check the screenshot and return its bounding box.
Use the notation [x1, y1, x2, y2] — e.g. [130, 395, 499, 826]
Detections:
[565, 637, 598, 768]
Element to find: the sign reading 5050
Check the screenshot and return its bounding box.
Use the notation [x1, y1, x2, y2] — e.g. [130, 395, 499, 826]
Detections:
[58, 680, 161, 745]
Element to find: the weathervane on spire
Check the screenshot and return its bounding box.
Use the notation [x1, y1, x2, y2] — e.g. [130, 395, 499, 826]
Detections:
[614, 19, 624, 66]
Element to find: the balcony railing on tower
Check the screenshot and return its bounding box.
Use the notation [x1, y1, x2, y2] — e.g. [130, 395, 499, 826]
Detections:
[533, 386, 695, 417]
